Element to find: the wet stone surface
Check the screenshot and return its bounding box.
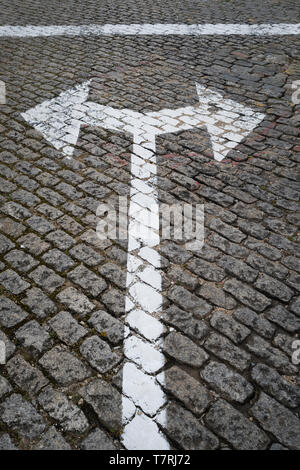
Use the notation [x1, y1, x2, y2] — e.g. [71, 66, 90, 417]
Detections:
[0, 0, 299, 450]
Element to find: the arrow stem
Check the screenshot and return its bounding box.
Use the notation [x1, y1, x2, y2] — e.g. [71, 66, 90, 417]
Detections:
[121, 133, 169, 449]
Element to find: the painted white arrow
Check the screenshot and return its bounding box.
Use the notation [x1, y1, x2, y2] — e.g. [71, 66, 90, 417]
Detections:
[21, 80, 265, 161]
[22, 82, 265, 449]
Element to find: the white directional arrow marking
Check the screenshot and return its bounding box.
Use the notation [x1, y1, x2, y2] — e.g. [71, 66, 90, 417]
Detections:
[22, 81, 265, 161]
[22, 81, 265, 449]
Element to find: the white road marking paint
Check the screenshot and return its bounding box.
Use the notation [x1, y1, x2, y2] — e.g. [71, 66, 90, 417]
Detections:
[0, 81, 6, 104]
[0, 23, 299, 38]
[21, 80, 266, 448]
[21, 81, 265, 162]
[122, 412, 170, 451]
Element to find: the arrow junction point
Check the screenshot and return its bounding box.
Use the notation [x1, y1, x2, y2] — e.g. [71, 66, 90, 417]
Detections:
[22, 80, 265, 162]
[21, 82, 265, 449]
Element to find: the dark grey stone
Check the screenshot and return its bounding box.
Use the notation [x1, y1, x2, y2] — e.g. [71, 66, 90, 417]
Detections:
[167, 285, 212, 317]
[204, 333, 251, 372]
[201, 361, 254, 404]
[56, 287, 95, 315]
[210, 311, 250, 345]
[159, 366, 212, 415]
[80, 335, 121, 373]
[39, 346, 91, 386]
[33, 427, 71, 450]
[88, 310, 124, 345]
[157, 402, 219, 450]
[254, 274, 294, 302]
[38, 386, 89, 432]
[48, 311, 88, 345]
[163, 331, 209, 368]
[0, 296, 28, 327]
[0, 394, 45, 439]
[223, 278, 272, 312]
[15, 320, 52, 356]
[205, 399, 269, 450]
[233, 307, 275, 339]
[162, 304, 210, 341]
[251, 393, 300, 449]
[80, 428, 118, 450]
[251, 364, 300, 408]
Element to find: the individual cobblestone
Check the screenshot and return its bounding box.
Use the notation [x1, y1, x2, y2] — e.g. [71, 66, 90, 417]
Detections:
[187, 257, 225, 282]
[223, 278, 272, 312]
[45, 230, 76, 250]
[33, 427, 71, 450]
[29, 266, 64, 293]
[39, 346, 91, 386]
[167, 285, 212, 318]
[0, 394, 46, 439]
[69, 265, 107, 297]
[210, 311, 250, 345]
[163, 331, 209, 368]
[38, 386, 89, 432]
[0, 269, 30, 294]
[17, 233, 50, 255]
[42, 249, 75, 273]
[201, 361, 254, 404]
[254, 274, 294, 302]
[79, 378, 123, 434]
[158, 366, 212, 415]
[204, 333, 251, 372]
[251, 393, 300, 450]
[48, 311, 88, 345]
[162, 305, 209, 341]
[56, 287, 95, 315]
[88, 310, 124, 345]
[80, 335, 121, 373]
[198, 283, 236, 309]
[156, 402, 219, 450]
[4, 249, 39, 273]
[21, 287, 57, 318]
[251, 364, 300, 409]
[69, 243, 105, 266]
[6, 354, 49, 395]
[205, 399, 269, 450]
[15, 320, 52, 356]
[0, 296, 28, 327]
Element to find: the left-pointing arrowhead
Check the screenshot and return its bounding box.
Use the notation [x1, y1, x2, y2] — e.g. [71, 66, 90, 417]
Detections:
[21, 80, 90, 156]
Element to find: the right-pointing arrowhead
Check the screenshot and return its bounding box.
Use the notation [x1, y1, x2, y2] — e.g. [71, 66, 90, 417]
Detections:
[21, 80, 91, 157]
[196, 82, 265, 161]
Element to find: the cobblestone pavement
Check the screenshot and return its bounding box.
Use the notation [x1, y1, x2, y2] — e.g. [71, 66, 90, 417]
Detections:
[0, 0, 300, 451]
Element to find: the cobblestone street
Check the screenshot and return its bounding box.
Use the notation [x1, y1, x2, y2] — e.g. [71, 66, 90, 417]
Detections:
[0, 0, 299, 451]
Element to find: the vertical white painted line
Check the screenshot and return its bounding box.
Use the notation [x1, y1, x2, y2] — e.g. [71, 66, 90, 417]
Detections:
[121, 133, 169, 450]
[0, 81, 6, 105]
